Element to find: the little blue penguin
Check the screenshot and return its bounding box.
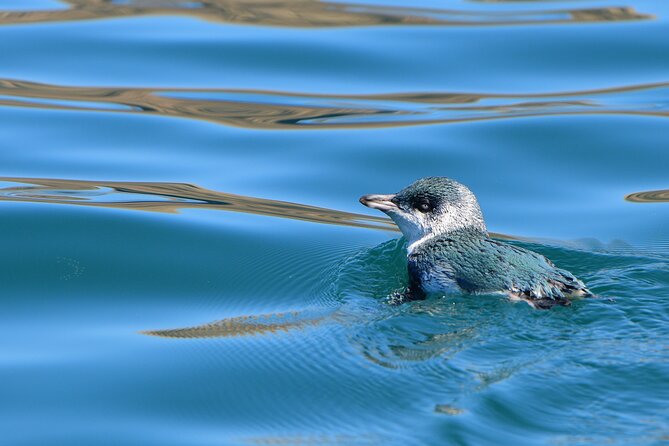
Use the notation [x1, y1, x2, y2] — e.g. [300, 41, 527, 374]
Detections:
[360, 177, 590, 308]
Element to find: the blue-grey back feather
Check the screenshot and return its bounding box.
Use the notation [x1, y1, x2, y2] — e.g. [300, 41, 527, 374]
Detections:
[409, 228, 589, 307]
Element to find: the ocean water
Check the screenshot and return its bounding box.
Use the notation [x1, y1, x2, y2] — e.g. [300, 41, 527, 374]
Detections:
[1, 1, 669, 445]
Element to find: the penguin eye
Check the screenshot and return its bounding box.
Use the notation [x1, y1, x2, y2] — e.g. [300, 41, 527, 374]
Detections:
[415, 199, 433, 213]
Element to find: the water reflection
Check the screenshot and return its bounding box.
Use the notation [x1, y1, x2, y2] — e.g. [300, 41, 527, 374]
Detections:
[0, 1, 651, 28]
[0, 176, 398, 232]
[626, 189, 669, 203]
[1, 78, 668, 130]
[142, 310, 327, 338]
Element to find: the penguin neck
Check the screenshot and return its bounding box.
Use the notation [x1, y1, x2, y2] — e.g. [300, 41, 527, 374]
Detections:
[406, 225, 487, 254]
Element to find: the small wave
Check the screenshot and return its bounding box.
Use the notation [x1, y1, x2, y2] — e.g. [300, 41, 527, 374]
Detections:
[1, 78, 668, 130]
[0, 176, 397, 232]
[141, 309, 329, 338]
[0, 1, 651, 28]
[626, 189, 669, 203]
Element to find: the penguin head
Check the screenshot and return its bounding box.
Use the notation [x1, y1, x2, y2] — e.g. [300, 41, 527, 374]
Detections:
[360, 177, 487, 247]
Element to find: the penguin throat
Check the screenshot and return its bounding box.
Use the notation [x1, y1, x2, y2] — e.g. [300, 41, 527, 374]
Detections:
[407, 233, 437, 253]
[405, 215, 487, 253]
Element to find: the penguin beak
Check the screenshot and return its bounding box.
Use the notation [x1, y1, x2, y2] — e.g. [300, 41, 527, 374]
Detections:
[359, 194, 398, 212]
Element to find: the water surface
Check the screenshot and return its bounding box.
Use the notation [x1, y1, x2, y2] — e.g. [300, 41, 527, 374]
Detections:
[1, 0, 669, 445]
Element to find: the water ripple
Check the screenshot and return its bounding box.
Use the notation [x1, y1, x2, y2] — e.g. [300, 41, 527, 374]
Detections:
[141, 309, 329, 339]
[626, 189, 669, 203]
[1, 79, 668, 130]
[0, 0, 651, 28]
[0, 176, 398, 232]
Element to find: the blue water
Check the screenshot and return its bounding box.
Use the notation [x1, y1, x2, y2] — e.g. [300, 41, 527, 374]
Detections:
[1, 1, 669, 445]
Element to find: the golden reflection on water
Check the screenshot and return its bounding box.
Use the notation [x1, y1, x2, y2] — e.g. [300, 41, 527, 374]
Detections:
[434, 404, 465, 416]
[0, 176, 398, 232]
[0, 0, 651, 28]
[625, 189, 669, 203]
[141, 311, 326, 338]
[1, 79, 668, 130]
